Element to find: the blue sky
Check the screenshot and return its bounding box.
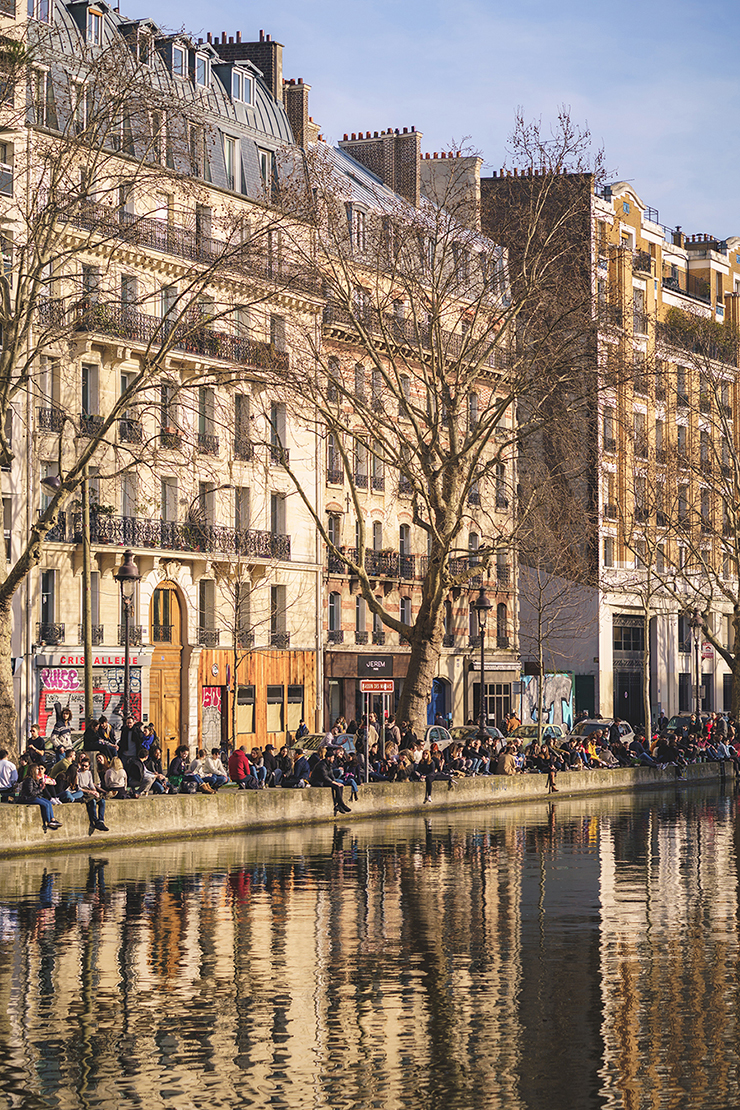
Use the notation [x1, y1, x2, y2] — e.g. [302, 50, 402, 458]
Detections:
[129, 0, 740, 234]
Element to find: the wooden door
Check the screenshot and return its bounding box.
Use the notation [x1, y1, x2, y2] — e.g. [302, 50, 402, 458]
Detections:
[149, 583, 182, 753]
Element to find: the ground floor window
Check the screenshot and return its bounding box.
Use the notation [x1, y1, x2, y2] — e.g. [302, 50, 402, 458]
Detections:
[678, 672, 691, 713]
[266, 685, 284, 732]
[473, 682, 510, 731]
[287, 685, 304, 733]
[724, 673, 733, 713]
[237, 684, 255, 734]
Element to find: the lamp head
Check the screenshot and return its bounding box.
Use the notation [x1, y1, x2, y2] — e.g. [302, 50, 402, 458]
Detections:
[472, 586, 492, 631]
[41, 474, 62, 493]
[115, 549, 140, 599]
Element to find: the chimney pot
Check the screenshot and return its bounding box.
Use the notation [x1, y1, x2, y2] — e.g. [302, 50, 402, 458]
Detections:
[411, 126, 415, 132]
[266, 34, 271, 42]
[403, 127, 408, 133]
[456, 151, 461, 158]
[343, 134, 348, 140]
[221, 32, 226, 42]
[198, 37, 202, 43]
[366, 131, 371, 138]
[298, 77, 303, 83]
[351, 133, 356, 140]
[433, 152, 437, 159]
[492, 170, 497, 177]
[374, 131, 378, 137]
[206, 31, 211, 42]
[236, 31, 241, 42]
[259, 30, 264, 41]
[229, 36, 233, 43]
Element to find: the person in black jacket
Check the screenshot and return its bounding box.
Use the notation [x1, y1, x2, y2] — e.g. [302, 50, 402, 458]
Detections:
[309, 751, 351, 815]
[18, 763, 61, 830]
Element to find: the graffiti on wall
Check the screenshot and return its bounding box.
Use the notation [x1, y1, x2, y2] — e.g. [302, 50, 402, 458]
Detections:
[520, 673, 574, 730]
[37, 667, 142, 737]
[202, 686, 223, 749]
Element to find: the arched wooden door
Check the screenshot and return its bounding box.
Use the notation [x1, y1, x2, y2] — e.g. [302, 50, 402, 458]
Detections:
[149, 582, 182, 750]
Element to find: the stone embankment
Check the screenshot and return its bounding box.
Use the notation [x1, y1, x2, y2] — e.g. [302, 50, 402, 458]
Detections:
[0, 762, 733, 857]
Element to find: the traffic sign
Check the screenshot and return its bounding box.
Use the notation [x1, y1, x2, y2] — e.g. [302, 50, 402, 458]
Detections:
[360, 679, 394, 693]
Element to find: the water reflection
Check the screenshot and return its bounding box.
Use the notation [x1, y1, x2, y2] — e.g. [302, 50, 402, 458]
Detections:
[0, 789, 738, 1109]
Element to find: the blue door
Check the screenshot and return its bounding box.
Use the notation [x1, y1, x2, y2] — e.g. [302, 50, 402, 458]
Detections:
[427, 678, 447, 726]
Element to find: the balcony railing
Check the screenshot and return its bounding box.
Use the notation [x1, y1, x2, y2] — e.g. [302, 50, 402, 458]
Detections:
[69, 301, 290, 372]
[442, 633, 455, 648]
[604, 503, 618, 520]
[633, 311, 649, 336]
[237, 630, 255, 649]
[469, 634, 482, 649]
[497, 635, 510, 649]
[400, 554, 415, 579]
[661, 272, 711, 305]
[633, 251, 653, 275]
[372, 474, 385, 491]
[657, 319, 738, 367]
[355, 472, 368, 489]
[327, 630, 344, 644]
[270, 445, 290, 467]
[78, 413, 105, 437]
[270, 631, 290, 649]
[603, 437, 616, 454]
[152, 624, 172, 643]
[45, 512, 67, 543]
[118, 624, 143, 646]
[398, 477, 413, 497]
[79, 623, 104, 645]
[354, 630, 368, 645]
[323, 302, 508, 370]
[197, 433, 219, 456]
[39, 407, 65, 433]
[57, 510, 292, 561]
[67, 201, 323, 299]
[327, 467, 344, 485]
[467, 488, 481, 506]
[372, 630, 385, 645]
[678, 639, 691, 654]
[198, 628, 220, 646]
[37, 622, 65, 645]
[119, 418, 143, 444]
[160, 429, 184, 450]
[234, 434, 253, 461]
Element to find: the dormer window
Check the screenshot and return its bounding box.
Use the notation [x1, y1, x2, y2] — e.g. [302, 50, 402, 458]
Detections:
[172, 45, 186, 78]
[195, 55, 210, 87]
[231, 69, 253, 105]
[87, 9, 102, 45]
[136, 34, 153, 65]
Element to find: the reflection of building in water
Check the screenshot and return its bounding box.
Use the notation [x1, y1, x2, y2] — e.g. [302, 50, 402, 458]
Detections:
[0, 825, 527, 1109]
[598, 798, 740, 1109]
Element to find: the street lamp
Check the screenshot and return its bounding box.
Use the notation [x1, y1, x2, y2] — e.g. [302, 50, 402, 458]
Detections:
[115, 549, 140, 721]
[691, 608, 703, 718]
[472, 586, 493, 742]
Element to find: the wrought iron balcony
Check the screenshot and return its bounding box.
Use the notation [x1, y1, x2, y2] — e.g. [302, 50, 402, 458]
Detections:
[45, 512, 67, 542]
[118, 624, 143, 646]
[197, 432, 220, 456]
[469, 634, 482, 649]
[366, 549, 400, 577]
[270, 631, 290, 648]
[372, 630, 385, 645]
[198, 628, 220, 646]
[152, 624, 172, 643]
[371, 474, 385, 491]
[67, 200, 323, 299]
[327, 467, 344, 485]
[79, 623, 104, 645]
[37, 622, 65, 645]
[633, 251, 652, 275]
[234, 434, 253, 461]
[497, 635, 510, 649]
[354, 630, 368, 645]
[119, 418, 143, 444]
[400, 554, 415, 579]
[327, 630, 344, 643]
[398, 477, 413, 497]
[442, 633, 455, 648]
[603, 437, 617, 453]
[270, 445, 290, 467]
[355, 472, 368, 488]
[78, 413, 105, 437]
[160, 428, 183, 450]
[39, 407, 65, 433]
[237, 630, 255, 649]
[69, 510, 292, 562]
[71, 301, 290, 372]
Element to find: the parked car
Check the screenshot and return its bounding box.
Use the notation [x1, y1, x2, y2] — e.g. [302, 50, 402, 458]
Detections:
[423, 725, 453, 751]
[290, 733, 357, 754]
[665, 713, 710, 735]
[449, 725, 505, 746]
[569, 719, 635, 746]
[508, 723, 568, 748]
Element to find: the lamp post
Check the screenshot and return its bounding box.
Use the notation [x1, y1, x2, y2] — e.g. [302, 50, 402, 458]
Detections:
[691, 608, 703, 718]
[115, 550, 140, 721]
[472, 586, 493, 743]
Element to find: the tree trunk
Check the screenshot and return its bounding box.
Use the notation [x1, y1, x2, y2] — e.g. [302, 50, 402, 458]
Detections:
[0, 594, 17, 758]
[396, 624, 443, 731]
[643, 606, 651, 736]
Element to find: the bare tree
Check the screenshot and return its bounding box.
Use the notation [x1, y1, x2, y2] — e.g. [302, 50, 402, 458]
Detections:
[262, 115, 608, 728]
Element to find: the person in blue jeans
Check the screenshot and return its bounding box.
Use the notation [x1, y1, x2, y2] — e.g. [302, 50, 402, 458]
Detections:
[18, 764, 61, 830]
[77, 757, 109, 831]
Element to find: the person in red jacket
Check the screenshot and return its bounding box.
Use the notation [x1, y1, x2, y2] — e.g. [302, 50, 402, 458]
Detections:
[228, 746, 258, 789]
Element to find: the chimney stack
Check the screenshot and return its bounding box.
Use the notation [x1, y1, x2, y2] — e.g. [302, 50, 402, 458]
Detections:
[283, 77, 313, 149]
[338, 127, 422, 206]
[214, 31, 284, 102]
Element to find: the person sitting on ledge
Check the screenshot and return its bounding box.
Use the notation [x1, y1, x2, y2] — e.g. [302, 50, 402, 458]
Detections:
[77, 755, 108, 831]
[18, 763, 61, 831]
[227, 745, 258, 790]
[0, 748, 18, 802]
[310, 749, 351, 815]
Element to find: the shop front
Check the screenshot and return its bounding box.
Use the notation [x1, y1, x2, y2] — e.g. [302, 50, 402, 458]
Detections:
[35, 648, 152, 740]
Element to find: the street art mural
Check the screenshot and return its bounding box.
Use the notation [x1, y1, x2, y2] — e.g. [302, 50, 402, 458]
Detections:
[37, 666, 142, 737]
[201, 686, 224, 749]
[520, 673, 574, 730]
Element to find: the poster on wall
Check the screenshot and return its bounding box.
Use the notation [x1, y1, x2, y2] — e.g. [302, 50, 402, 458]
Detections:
[520, 673, 574, 730]
[37, 665, 142, 738]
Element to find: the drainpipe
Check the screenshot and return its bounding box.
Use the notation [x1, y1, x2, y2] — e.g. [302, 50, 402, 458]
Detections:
[314, 311, 323, 732]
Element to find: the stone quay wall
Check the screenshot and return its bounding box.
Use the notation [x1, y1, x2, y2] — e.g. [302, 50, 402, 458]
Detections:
[0, 762, 733, 858]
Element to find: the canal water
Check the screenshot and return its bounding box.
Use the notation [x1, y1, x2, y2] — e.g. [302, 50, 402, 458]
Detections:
[0, 786, 738, 1110]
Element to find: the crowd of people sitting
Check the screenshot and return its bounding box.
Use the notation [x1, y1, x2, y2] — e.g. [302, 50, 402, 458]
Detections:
[1, 705, 737, 833]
